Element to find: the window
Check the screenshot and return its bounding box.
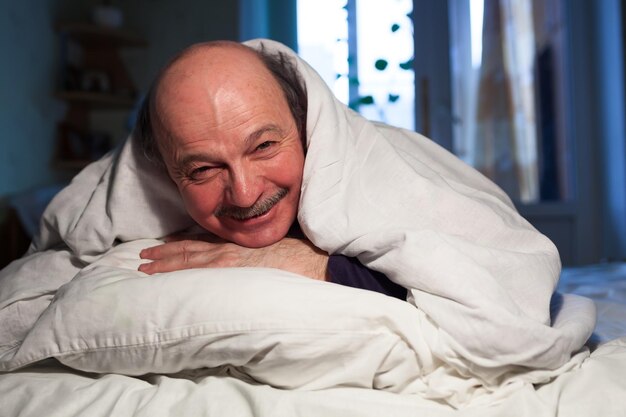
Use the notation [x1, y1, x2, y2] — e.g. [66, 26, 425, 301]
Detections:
[297, 0, 415, 130]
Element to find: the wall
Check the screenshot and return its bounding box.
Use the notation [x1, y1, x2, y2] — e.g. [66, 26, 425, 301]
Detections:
[56, 0, 241, 149]
[55, 0, 240, 91]
[565, 0, 626, 262]
[120, 0, 240, 92]
[0, 0, 66, 196]
[239, 0, 298, 50]
[596, 0, 626, 260]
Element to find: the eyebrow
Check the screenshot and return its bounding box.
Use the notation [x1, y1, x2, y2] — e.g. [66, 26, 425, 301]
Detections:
[173, 124, 285, 171]
[244, 124, 284, 146]
[176, 153, 215, 171]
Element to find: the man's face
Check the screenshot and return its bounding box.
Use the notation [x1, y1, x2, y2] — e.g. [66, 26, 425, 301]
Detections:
[153, 45, 305, 248]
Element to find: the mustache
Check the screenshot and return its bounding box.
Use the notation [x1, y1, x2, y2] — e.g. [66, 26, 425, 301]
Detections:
[215, 188, 288, 220]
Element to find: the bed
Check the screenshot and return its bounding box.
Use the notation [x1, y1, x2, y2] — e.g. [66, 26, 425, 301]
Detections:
[1, 39, 625, 416]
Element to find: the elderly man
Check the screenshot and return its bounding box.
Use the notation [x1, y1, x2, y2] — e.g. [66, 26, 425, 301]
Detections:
[135, 41, 406, 299]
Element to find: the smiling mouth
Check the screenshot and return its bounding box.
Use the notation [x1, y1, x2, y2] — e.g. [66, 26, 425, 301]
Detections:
[238, 205, 272, 221]
[215, 188, 288, 221]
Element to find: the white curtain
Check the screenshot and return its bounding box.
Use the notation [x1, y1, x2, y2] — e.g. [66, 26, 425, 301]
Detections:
[451, 0, 539, 203]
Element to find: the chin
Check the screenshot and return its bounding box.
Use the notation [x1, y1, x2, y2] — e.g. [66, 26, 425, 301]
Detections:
[228, 231, 286, 248]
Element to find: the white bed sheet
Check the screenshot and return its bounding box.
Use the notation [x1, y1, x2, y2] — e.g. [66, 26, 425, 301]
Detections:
[2, 338, 626, 417]
[558, 263, 626, 344]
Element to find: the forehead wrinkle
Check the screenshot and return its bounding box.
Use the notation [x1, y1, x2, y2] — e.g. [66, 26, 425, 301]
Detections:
[157, 76, 277, 142]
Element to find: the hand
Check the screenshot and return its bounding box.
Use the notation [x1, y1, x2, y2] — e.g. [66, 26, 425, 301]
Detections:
[138, 234, 329, 281]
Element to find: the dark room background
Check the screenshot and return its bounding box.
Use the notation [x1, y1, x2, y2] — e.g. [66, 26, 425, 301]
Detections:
[0, 0, 624, 267]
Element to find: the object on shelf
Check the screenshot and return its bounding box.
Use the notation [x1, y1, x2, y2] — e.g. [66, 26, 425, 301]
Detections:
[92, 3, 124, 28]
[56, 22, 146, 99]
[53, 21, 146, 169]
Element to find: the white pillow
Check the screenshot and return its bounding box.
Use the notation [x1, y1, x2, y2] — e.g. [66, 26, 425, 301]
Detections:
[4, 240, 430, 393]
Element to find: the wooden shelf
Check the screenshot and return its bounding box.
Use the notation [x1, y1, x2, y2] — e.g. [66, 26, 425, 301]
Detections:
[53, 21, 146, 170]
[55, 91, 137, 108]
[55, 22, 148, 48]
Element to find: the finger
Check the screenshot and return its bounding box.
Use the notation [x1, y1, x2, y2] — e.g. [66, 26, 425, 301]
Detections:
[139, 259, 181, 275]
[138, 250, 220, 274]
[139, 240, 216, 260]
[138, 261, 157, 275]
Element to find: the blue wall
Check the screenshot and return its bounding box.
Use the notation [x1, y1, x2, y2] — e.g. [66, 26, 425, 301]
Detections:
[0, 0, 66, 196]
[122, 0, 241, 92]
[239, 0, 298, 51]
[596, 0, 626, 259]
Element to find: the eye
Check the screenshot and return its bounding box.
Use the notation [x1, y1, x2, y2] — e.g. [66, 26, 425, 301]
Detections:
[188, 165, 216, 180]
[191, 166, 211, 175]
[255, 141, 275, 152]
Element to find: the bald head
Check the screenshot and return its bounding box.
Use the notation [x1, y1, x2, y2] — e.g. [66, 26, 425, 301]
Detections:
[135, 41, 307, 166]
[155, 41, 260, 105]
[160, 40, 255, 79]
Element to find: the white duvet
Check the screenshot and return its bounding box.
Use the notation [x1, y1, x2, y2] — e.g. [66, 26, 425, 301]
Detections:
[0, 39, 608, 413]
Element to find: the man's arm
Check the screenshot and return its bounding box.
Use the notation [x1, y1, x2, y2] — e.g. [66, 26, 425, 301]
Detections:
[139, 237, 329, 281]
[139, 236, 406, 300]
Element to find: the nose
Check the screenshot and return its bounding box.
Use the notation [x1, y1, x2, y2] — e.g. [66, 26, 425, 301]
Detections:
[225, 163, 263, 207]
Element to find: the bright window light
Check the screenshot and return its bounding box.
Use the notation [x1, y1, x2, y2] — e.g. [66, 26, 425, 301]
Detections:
[297, 0, 415, 130]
